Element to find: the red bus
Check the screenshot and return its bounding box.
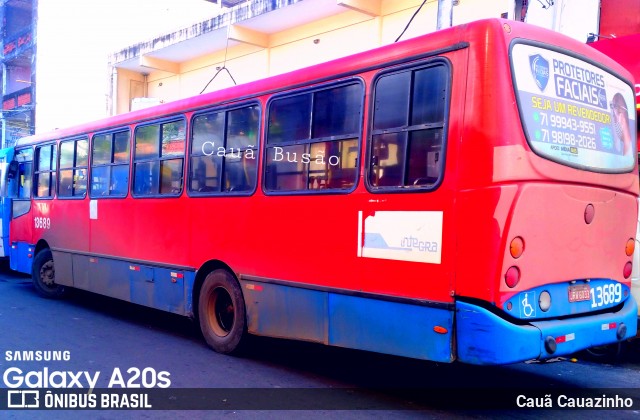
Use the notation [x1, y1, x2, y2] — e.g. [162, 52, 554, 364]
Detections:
[9, 19, 638, 365]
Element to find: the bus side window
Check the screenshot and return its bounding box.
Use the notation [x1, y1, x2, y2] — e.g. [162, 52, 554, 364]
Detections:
[190, 156, 220, 192]
[160, 159, 183, 194]
[372, 133, 405, 187]
[190, 111, 224, 193]
[58, 138, 88, 198]
[268, 94, 311, 144]
[134, 161, 159, 195]
[17, 161, 32, 199]
[110, 164, 129, 196]
[368, 63, 448, 190]
[7, 160, 18, 180]
[264, 81, 362, 193]
[133, 120, 185, 197]
[34, 144, 57, 198]
[189, 104, 259, 195]
[225, 106, 259, 192]
[91, 130, 130, 198]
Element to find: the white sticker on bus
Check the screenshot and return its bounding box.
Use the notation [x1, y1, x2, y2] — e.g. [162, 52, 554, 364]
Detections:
[90, 200, 98, 220]
[358, 211, 443, 264]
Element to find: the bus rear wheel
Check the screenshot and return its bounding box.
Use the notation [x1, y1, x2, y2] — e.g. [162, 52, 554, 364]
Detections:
[583, 342, 623, 362]
[32, 249, 65, 299]
[198, 269, 247, 354]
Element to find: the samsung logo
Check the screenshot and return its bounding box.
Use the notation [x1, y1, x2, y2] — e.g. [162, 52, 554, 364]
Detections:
[5, 350, 71, 362]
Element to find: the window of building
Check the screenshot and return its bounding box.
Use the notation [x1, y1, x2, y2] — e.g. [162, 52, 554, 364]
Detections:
[91, 130, 130, 197]
[133, 119, 185, 196]
[189, 104, 259, 195]
[34, 143, 57, 198]
[368, 63, 449, 190]
[58, 138, 88, 198]
[264, 81, 362, 192]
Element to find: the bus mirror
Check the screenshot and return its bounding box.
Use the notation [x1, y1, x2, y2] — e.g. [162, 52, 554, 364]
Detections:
[7, 161, 18, 179]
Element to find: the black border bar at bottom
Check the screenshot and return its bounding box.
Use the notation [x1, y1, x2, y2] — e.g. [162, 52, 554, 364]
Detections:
[2, 388, 640, 410]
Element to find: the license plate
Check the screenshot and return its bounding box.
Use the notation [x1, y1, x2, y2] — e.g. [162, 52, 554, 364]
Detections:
[568, 284, 591, 302]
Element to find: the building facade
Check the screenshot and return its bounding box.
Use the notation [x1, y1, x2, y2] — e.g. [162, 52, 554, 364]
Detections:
[108, 0, 518, 117]
[107, 0, 625, 119]
[0, 0, 35, 147]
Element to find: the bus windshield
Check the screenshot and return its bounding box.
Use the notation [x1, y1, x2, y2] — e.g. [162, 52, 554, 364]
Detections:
[512, 43, 637, 173]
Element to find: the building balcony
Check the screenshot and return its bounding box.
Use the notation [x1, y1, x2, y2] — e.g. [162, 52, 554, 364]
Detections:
[3, 27, 33, 60]
[2, 87, 32, 111]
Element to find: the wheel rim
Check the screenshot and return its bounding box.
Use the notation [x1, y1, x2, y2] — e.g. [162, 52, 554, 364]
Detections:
[206, 286, 234, 337]
[39, 260, 56, 288]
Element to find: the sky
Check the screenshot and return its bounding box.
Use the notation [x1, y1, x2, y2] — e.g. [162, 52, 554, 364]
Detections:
[34, 0, 222, 132]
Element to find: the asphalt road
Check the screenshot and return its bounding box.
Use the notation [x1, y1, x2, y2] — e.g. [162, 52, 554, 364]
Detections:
[2, 266, 640, 419]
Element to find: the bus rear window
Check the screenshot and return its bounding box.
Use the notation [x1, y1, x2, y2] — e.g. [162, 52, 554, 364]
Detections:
[511, 43, 637, 173]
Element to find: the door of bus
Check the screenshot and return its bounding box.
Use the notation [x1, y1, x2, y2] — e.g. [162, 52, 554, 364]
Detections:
[0, 147, 16, 259]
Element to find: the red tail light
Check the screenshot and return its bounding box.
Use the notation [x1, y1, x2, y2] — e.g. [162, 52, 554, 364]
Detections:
[505, 266, 521, 288]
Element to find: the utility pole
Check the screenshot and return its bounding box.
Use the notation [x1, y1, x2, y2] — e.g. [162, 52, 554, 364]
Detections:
[437, 0, 453, 30]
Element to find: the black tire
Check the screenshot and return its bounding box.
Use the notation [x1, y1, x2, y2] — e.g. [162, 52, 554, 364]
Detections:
[198, 269, 247, 354]
[31, 249, 65, 299]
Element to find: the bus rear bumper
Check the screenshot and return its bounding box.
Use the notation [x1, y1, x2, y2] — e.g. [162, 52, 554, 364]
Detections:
[456, 297, 638, 365]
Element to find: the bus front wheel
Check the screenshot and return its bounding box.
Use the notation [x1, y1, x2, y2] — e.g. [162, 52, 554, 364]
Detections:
[32, 249, 65, 299]
[198, 269, 247, 354]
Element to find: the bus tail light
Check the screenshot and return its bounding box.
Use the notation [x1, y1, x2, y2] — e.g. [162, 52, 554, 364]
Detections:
[505, 266, 520, 288]
[626, 238, 635, 256]
[623, 262, 632, 279]
[509, 237, 525, 259]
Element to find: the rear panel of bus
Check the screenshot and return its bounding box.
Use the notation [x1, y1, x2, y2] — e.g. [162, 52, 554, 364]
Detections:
[454, 21, 638, 364]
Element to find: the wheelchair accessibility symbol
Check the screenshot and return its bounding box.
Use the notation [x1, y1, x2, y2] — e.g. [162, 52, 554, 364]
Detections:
[520, 292, 536, 318]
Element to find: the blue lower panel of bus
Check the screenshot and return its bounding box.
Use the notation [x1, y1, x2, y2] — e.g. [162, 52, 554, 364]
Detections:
[10, 242, 33, 274]
[456, 298, 638, 365]
[50, 250, 195, 316]
[328, 294, 453, 361]
[241, 281, 454, 362]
